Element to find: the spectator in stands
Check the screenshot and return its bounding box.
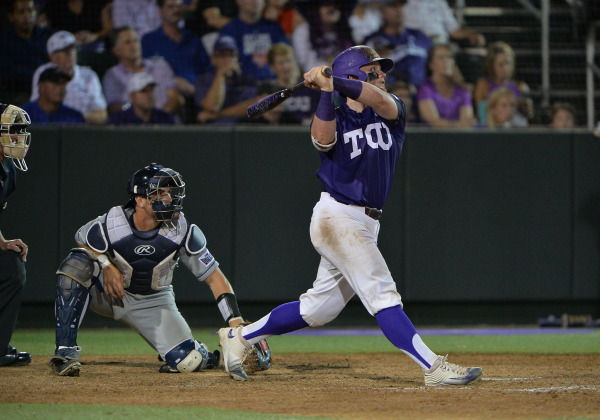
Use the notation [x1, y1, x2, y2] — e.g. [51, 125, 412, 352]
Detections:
[292, 0, 353, 72]
[0, 0, 55, 104]
[31, 31, 108, 124]
[194, 36, 258, 125]
[255, 42, 320, 125]
[417, 44, 475, 127]
[389, 79, 417, 123]
[185, 0, 237, 54]
[484, 88, 528, 129]
[549, 102, 576, 129]
[21, 67, 85, 124]
[403, 0, 485, 47]
[142, 0, 211, 98]
[41, 0, 113, 52]
[364, 0, 431, 87]
[473, 41, 534, 126]
[103, 26, 182, 116]
[217, 0, 288, 81]
[263, 0, 305, 39]
[112, 0, 161, 39]
[109, 72, 176, 125]
[349, 0, 383, 44]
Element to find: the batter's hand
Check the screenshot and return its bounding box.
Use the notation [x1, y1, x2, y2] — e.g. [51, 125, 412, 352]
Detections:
[102, 264, 126, 299]
[0, 239, 28, 262]
[304, 66, 333, 92]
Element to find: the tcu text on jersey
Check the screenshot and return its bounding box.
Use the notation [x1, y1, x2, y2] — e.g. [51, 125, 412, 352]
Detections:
[343, 122, 393, 159]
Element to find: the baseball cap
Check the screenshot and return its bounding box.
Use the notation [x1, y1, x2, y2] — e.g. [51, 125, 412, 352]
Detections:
[47, 31, 76, 55]
[127, 72, 157, 94]
[38, 67, 72, 84]
[213, 36, 238, 55]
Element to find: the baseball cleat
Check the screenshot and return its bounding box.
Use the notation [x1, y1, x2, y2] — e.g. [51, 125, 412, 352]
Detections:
[424, 355, 482, 386]
[218, 326, 252, 381]
[0, 346, 32, 367]
[49, 346, 82, 377]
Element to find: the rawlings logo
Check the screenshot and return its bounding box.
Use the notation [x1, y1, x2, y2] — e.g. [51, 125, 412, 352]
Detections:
[134, 245, 155, 255]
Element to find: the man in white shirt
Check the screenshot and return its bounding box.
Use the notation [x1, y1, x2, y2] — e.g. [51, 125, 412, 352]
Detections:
[403, 0, 484, 47]
[30, 31, 108, 125]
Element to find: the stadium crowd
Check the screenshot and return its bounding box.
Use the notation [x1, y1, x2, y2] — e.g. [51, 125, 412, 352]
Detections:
[0, 0, 579, 128]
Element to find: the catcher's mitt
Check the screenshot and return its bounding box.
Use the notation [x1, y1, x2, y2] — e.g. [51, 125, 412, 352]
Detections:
[243, 339, 272, 373]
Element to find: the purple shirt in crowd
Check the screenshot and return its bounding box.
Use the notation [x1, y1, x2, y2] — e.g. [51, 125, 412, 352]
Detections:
[217, 17, 288, 81]
[417, 78, 472, 121]
[364, 28, 432, 86]
[486, 79, 521, 98]
[103, 58, 177, 110]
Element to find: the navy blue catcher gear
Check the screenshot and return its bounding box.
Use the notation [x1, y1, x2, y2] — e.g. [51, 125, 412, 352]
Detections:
[331, 45, 394, 82]
[164, 339, 219, 373]
[127, 163, 186, 229]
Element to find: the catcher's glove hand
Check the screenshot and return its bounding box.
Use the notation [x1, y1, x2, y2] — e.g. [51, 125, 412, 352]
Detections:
[243, 339, 271, 373]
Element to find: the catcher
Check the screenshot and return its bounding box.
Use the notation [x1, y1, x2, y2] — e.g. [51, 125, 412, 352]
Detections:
[49, 163, 271, 376]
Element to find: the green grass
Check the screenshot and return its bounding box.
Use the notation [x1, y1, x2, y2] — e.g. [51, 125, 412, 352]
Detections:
[1, 404, 337, 420]
[10, 328, 600, 357]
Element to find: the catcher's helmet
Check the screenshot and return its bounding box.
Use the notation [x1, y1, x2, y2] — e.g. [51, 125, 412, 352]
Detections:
[331, 45, 394, 82]
[0, 104, 31, 171]
[127, 163, 186, 229]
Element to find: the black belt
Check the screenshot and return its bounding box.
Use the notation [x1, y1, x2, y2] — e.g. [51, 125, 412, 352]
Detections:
[364, 207, 382, 220]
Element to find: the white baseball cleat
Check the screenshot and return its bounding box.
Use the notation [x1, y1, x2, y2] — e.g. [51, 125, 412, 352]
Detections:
[218, 326, 252, 381]
[424, 355, 482, 386]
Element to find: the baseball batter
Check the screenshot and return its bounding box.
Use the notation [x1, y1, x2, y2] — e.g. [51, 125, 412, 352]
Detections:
[219, 46, 483, 386]
[49, 163, 270, 376]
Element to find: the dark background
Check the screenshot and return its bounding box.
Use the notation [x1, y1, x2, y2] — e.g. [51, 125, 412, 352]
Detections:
[8, 126, 600, 327]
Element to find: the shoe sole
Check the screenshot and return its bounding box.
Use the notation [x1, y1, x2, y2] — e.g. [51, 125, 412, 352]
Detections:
[54, 360, 82, 376]
[425, 368, 483, 386]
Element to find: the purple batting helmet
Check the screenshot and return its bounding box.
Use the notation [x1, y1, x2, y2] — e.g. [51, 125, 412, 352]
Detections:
[331, 45, 394, 81]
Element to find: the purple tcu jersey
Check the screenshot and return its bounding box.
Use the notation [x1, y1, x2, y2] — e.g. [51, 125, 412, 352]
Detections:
[317, 94, 406, 210]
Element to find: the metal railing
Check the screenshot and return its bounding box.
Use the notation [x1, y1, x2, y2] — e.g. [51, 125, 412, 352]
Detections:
[586, 21, 600, 129]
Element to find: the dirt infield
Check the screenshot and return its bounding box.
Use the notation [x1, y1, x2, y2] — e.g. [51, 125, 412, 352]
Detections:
[2, 353, 599, 419]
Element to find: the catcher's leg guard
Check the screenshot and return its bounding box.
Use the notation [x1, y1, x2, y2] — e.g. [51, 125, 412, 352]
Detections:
[163, 339, 219, 373]
[55, 275, 91, 348]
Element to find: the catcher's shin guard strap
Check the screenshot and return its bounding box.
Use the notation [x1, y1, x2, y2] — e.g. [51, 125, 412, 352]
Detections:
[217, 293, 242, 324]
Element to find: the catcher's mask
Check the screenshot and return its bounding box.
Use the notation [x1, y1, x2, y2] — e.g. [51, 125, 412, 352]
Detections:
[332, 45, 394, 82]
[0, 104, 31, 171]
[127, 163, 186, 230]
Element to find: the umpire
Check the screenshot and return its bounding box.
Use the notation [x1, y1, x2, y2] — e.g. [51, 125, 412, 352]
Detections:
[0, 103, 33, 367]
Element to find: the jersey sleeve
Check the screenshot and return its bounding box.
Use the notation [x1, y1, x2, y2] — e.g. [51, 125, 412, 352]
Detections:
[75, 213, 108, 248]
[179, 226, 219, 281]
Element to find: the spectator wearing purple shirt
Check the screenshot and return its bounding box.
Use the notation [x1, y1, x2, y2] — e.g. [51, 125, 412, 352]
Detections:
[21, 67, 86, 124]
[109, 72, 176, 125]
[217, 0, 288, 81]
[363, 0, 431, 87]
[141, 0, 210, 98]
[103, 26, 182, 116]
[112, 0, 161, 39]
[0, 0, 55, 103]
[195, 36, 258, 125]
[417, 44, 475, 127]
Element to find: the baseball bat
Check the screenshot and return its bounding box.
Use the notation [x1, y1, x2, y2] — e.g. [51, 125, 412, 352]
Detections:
[247, 66, 332, 120]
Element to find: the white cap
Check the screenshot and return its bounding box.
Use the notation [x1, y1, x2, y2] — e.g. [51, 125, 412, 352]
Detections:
[47, 31, 76, 55]
[127, 72, 157, 94]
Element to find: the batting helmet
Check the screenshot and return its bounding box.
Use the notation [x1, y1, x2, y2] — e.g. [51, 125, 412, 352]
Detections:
[126, 163, 186, 229]
[331, 45, 394, 82]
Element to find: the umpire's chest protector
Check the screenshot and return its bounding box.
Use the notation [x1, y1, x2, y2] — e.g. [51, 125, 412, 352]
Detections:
[95, 206, 189, 294]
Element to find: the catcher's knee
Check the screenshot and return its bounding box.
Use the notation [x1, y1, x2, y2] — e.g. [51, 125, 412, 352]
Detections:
[164, 339, 219, 373]
[56, 249, 97, 288]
